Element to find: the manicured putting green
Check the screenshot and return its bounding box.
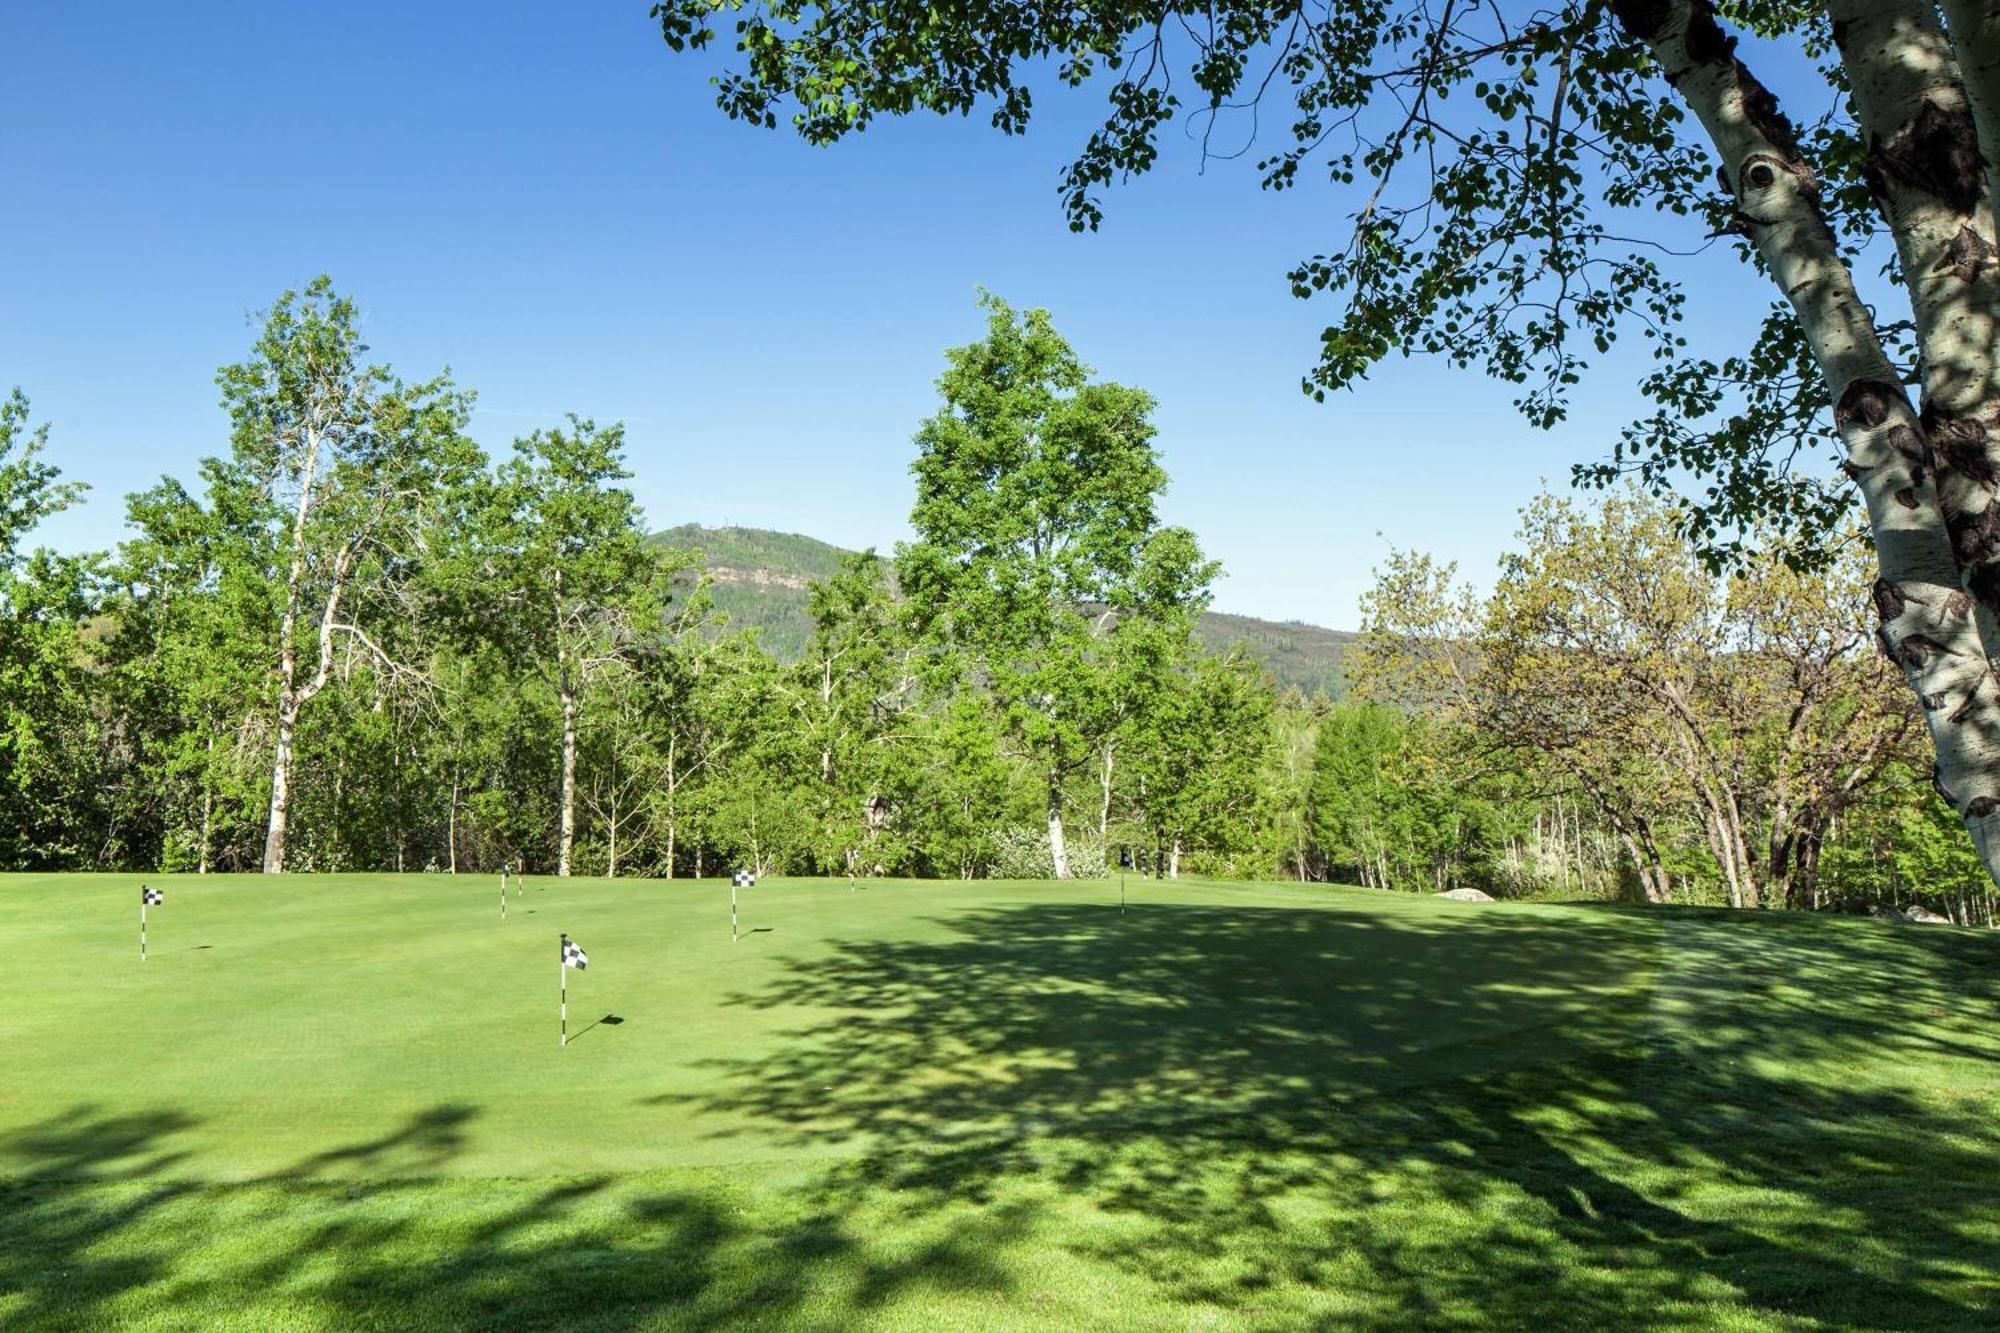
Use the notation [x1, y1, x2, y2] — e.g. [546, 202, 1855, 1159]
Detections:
[2, 873, 1996, 1330]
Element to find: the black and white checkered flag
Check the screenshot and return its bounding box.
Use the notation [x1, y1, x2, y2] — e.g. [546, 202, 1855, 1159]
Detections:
[728, 870, 754, 942]
[558, 933, 589, 1047]
[139, 885, 164, 962]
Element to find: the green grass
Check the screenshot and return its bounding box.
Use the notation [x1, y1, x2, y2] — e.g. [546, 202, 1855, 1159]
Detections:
[1, 873, 1996, 1330]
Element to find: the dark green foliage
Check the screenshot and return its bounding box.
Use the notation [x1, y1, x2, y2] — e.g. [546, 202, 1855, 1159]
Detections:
[650, 522, 856, 583]
[648, 523, 851, 658]
[1194, 611, 1353, 698]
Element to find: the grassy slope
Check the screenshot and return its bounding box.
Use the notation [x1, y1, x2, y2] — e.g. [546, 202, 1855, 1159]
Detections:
[1, 873, 1996, 1330]
[650, 524, 1354, 692]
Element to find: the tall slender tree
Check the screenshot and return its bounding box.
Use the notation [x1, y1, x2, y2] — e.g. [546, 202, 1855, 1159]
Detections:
[898, 295, 1211, 877]
[485, 418, 657, 876]
[0, 391, 103, 867]
[213, 278, 478, 872]
[789, 550, 908, 870]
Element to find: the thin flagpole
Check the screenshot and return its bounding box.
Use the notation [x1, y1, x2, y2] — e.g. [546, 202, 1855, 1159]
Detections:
[500, 871, 508, 922]
[560, 934, 568, 1048]
[731, 878, 739, 944]
[140, 894, 148, 962]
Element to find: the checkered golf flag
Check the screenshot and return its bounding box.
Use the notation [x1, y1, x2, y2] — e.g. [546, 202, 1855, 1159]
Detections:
[562, 936, 588, 970]
[142, 887, 163, 905]
[732, 870, 755, 888]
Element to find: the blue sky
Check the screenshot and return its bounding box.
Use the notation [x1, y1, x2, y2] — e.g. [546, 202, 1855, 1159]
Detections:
[2, 1, 1785, 627]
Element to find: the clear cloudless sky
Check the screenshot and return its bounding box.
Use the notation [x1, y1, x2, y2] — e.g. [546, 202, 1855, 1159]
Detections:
[2, 0, 1804, 627]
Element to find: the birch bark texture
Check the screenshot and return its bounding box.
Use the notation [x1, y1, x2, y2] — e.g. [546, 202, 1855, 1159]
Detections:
[216, 277, 474, 874]
[1612, 0, 2000, 880]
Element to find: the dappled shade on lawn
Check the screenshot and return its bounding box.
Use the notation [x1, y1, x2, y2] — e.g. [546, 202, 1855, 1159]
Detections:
[2, 880, 1996, 1329]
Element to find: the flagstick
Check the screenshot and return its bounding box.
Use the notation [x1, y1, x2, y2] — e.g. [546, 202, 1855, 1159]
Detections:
[559, 934, 568, 1048]
[731, 878, 739, 944]
[500, 872, 508, 922]
[140, 896, 148, 962]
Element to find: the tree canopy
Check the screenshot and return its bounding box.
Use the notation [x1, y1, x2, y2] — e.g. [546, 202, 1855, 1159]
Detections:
[648, 0, 2000, 886]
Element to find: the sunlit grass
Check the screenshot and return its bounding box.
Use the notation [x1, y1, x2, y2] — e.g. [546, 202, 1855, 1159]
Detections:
[2, 873, 1995, 1329]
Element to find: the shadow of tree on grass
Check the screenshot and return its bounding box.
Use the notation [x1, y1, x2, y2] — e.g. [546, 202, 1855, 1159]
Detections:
[2, 900, 1995, 1329]
[668, 902, 2000, 1329]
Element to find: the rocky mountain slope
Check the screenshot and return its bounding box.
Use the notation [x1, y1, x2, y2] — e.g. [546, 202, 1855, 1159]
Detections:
[650, 524, 1353, 695]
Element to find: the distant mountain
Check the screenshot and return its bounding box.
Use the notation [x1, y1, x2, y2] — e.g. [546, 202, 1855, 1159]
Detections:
[648, 524, 860, 660]
[649, 524, 1353, 696]
[1192, 611, 1355, 698]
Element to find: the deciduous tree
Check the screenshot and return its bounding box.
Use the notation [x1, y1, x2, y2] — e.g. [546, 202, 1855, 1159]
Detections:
[483, 419, 658, 876]
[898, 295, 1212, 877]
[215, 278, 479, 872]
[646, 0, 2000, 881]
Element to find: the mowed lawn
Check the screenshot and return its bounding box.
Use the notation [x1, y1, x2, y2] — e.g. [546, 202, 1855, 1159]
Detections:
[1, 874, 1997, 1330]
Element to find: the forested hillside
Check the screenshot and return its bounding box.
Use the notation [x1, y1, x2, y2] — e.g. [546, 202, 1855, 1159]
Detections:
[647, 524, 855, 660]
[652, 523, 1355, 693]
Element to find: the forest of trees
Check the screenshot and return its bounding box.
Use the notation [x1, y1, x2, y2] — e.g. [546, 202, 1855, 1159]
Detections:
[0, 278, 1990, 921]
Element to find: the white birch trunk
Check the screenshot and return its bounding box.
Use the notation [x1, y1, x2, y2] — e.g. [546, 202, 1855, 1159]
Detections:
[1047, 775, 1071, 879]
[558, 683, 578, 877]
[261, 425, 322, 873]
[1834, 3, 2000, 627]
[263, 698, 299, 873]
[1940, 1, 2000, 212]
[1620, 0, 2000, 884]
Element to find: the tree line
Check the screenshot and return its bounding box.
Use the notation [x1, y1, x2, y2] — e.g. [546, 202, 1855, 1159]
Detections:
[1333, 493, 1995, 923]
[1, 283, 1269, 882]
[1, 279, 1986, 919]
[639, 1, 2000, 896]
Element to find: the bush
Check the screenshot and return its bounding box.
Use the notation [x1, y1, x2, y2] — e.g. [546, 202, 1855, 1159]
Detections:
[985, 825, 1108, 879]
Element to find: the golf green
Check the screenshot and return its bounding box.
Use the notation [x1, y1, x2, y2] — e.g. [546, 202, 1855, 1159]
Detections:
[2, 873, 1996, 1329]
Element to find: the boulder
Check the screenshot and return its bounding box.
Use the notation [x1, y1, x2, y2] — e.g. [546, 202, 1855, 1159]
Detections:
[1868, 903, 1954, 925]
[1437, 888, 1495, 903]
